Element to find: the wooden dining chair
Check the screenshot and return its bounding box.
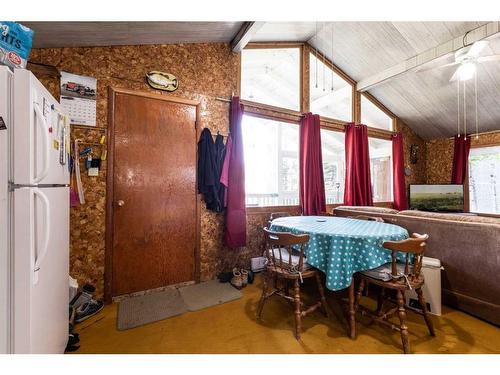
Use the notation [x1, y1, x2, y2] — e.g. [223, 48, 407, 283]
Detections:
[268, 212, 291, 227]
[354, 233, 435, 354]
[348, 214, 385, 223]
[258, 228, 330, 340]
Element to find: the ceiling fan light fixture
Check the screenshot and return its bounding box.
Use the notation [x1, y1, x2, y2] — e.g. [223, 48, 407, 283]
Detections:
[456, 62, 476, 81]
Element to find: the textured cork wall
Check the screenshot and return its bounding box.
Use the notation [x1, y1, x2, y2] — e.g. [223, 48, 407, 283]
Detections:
[396, 120, 427, 188]
[28, 44, 274, 299]
[425, 131, 500, 184]
[29, 42, 429, 300]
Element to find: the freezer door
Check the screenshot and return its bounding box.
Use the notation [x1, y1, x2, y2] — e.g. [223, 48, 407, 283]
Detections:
[13, 69, 70, 186]
[0, 67, 12, 353]
[13, 187, 69, 353]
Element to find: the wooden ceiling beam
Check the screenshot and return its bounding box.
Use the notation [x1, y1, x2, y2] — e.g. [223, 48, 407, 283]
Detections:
[356, 21, 500, 92]
[231, 22, 265, 53]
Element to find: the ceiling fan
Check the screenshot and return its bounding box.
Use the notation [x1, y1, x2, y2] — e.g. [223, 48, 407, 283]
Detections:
[418, 40, 500, 81]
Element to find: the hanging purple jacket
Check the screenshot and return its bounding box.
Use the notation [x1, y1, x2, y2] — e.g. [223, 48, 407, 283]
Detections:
[224, 97, 247, 248]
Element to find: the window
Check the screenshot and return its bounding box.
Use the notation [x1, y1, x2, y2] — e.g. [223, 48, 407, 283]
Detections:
[241, 48, 301, 111]
[468, 145, 500, 214]
[310, 52, 353, 122]
[321, 129, 345, 204]
[242, 114, 299, 207]
[369, 138, 393, 202]
[361, 94, 393, 131]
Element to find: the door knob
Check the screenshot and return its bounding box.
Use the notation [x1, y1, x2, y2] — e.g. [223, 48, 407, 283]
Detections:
[117, 200, 125, 207]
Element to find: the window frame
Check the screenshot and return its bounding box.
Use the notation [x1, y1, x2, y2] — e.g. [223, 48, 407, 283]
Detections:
[241, 111, 301, 209]
[320, 126, 346, 205]
[465, 142, 500, 217]
[239, 43, 304, 113]
[239, 42, 397, 212]
[308, 51, 356, 124]
[368, 136, 394, 203]
[360, 92, 396, 132]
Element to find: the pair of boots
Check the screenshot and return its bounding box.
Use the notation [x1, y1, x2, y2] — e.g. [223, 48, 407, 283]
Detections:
[231, 268, 249, 290]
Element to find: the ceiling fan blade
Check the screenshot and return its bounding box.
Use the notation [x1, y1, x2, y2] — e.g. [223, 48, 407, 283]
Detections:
[477, 55, 500, 62]
[466, 41, 489, 57]
[416, 61, 459, 73]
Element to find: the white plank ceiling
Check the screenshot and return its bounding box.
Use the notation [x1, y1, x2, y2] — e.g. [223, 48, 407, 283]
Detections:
[254, 21, 500, 140]
[20, 21, 500, 139]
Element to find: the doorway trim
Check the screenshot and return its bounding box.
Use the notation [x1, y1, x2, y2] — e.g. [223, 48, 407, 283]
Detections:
[104, 87, 201, 303]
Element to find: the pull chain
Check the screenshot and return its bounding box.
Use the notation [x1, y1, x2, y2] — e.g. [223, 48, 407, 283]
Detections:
[331, 23, 334, 92]
[474, 67, 479, 139]
[315, 22, 318, 89]
[463, 79, 467, 139]
[457, 77, 460, 137]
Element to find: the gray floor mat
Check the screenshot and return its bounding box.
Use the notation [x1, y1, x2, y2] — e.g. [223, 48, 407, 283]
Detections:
[117, 288, 187, 330]
[178, 280, 242, 311]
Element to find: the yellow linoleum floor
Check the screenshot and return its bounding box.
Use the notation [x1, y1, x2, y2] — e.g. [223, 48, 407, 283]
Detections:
[75, 277, 500, 354]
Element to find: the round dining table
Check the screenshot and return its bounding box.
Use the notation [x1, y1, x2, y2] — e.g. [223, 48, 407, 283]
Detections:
[269, 215, 409, 338]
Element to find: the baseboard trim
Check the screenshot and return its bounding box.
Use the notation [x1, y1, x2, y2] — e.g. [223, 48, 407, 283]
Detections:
[443, 288, 500, 326]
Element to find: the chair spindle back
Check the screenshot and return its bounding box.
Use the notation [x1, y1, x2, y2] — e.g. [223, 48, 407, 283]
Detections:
[382, 233, 428, 279]
[263, 227, 310, 273]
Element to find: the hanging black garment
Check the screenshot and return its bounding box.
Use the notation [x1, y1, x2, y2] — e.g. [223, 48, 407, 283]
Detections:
[214, 133, 226, 212]
[197, 128, 223, 212]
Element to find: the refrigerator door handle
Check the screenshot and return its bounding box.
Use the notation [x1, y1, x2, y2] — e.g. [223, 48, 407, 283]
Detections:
[33, 188, 51, 284]
[33, 102, 50, 184]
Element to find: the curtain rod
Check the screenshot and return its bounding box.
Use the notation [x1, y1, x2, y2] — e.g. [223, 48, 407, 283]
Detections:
[447, 129, 500, 140]
[215, 97, 232, 103]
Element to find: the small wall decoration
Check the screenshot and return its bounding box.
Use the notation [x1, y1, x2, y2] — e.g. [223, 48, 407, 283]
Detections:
[410, 144, 419, 164]
[146, 71, 179, 92]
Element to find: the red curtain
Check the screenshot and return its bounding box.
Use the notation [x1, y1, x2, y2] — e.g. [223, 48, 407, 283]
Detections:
[343, 123, 373, 206]
[299, 113, 326, 215]
[392, 132, 408, 210]
[451, 135, 471, 184]
[225, 97, 247, 248]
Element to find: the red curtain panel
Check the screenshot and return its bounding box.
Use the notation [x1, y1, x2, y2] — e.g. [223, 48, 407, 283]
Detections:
[224, 97, 247, 248]
[299, 113, 326, 215]
[392, 132, 408, 210]
[343, 123, 373, 206]
[451, 135, 471, 184]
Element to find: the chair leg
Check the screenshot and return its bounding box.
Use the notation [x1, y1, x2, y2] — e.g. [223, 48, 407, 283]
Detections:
[348, 279, 356, 339]
[314, 272, 330, 318]
[256, 271, 269, 319]
[376, 287, 385, 316]
[354, 278, 365, 312]
[293, 279, 302, 340]
[396, 290, 410, 354]
[416, 287, 435, 337]
[363, 281, 369, 296]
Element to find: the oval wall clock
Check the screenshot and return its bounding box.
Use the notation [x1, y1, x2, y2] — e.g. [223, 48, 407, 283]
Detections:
[146, 71, 179, 92]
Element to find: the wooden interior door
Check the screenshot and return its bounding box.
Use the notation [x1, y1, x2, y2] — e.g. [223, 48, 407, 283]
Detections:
[107, 88, 199, 297]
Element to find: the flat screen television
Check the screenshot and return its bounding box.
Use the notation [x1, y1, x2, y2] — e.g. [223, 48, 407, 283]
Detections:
[409, 184, 464, 212]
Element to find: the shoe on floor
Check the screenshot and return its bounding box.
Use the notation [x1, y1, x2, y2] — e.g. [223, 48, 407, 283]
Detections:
[68, 333, 80, 346]
[230, 269, 243, 290]
[75, 299, 104, 323]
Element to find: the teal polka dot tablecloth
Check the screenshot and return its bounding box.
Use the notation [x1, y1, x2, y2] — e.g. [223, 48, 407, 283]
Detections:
[269, 216, 409, 291]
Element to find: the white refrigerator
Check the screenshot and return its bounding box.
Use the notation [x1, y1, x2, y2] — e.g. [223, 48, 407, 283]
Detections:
[0, 66, 70, 354]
